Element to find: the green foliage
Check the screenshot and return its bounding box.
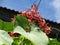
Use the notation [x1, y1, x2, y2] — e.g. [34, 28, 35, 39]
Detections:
[0, 20, 14, 32]
[48, 39, 60, 45]
[12, 35, 33, 45]
[15, 15, 29, 29]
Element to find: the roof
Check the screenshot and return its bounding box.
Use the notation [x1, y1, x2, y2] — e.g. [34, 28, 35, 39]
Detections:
[0, 7, 21, 21]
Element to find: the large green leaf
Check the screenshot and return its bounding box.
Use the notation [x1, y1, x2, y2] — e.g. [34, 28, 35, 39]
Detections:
[14, 24, 49, 45]
[0, 30, 13, 45]
[15, 15, 29, 29]
[0, 20, 14, 32]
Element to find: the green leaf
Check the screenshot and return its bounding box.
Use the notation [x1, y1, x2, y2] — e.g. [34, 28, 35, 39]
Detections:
[0, 20, 14, 32]
[13, 24, 49, 45]
[48, 38, 60, 45]
[0, 20, 4, 29]
[0, 30, 13, 45]
[15, 15, 29, 29]
[3, 22, 14, 32]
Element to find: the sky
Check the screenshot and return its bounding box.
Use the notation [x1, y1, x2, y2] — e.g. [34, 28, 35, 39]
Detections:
[0, 0, 60, 23]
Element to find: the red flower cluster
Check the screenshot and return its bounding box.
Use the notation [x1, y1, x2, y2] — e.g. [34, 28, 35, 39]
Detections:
[22, 4, 51, 35]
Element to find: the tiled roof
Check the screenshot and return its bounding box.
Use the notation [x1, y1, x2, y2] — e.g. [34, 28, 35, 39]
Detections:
[0, 7, 21, 21]
[0, 7, 19, 15]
